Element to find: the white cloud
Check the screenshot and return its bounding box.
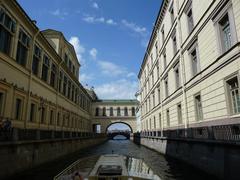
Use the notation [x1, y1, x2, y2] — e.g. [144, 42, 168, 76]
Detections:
[92, 2, 99, 9]
[106, 19, 117, 25]
[121, 19, 147, 36]
[50, 9, 68, 19]
[89, 48, 98, 59]
[98, 60, 127, 76]
[82, 15, 117, 26]
[79, 73, 94, 83]
[69, 36, 85, 64]
[94, 79, 138, 99]
[127, 72, 136, 78]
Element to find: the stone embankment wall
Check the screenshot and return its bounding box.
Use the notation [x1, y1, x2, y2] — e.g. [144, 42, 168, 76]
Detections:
[133, 135, 239, 180]
[0, 137, 107, 179]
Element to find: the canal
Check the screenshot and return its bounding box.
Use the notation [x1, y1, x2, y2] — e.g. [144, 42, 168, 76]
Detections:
[9, 138, 217, 180]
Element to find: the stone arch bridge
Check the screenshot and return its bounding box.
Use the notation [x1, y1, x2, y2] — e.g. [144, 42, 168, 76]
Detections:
[91, 100, 138, 133]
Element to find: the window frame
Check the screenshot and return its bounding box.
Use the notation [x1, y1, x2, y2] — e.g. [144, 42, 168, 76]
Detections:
[194, 93, 203, 121]
[212, 1, 237, 54]
[224, 73, 240, 115]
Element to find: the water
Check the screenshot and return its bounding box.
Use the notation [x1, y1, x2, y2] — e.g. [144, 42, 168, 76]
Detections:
[8, 139, 217, 180]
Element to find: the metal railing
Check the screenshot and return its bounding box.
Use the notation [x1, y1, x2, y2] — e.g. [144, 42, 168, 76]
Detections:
[138, 124, 240, 142]
[0, 118, 106, 142]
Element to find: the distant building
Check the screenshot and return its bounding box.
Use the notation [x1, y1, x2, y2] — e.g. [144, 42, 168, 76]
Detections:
[138, 0, 240, 132]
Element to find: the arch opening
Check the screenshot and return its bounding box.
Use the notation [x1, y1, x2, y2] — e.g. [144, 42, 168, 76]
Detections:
[106, 122, 132, 140]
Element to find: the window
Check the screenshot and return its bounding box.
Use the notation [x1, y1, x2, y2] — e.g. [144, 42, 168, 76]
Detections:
[169, 2, 174, 25]
[59, 71, 63, 92]
[189, 45, 200, 77]
[161, 26, 165, 44]
[166, 109, 170, 127]
[71, 85, 75, 101]
[159, 113, 162, 129]
[153, 93, 155, 107]
[63, 76, 67, 96]
[163, 49, 167, 69]
[157, 62, 160, 78]
[95, 107, 99, 116]
[16, 29, 30, 66]
[132, 107, 135, 116]
[172, 31, 177, 55]
[155, 42, 158, 56]
[174, 63, 180, 89]
[158, 88, 161, 104]
[219, 14, 231, 52]
[185, 1, 194, 34]
[150, 54, 153, 67]
[50, 110, 54, 125]
[187, 9, 194, 33]
[102, 107, 106, 116]
[0, 8, 15, 55]
[68, 60, 72, 70]
[49, 63, 56, 88]
[15, 98, 22, 120]
[110, 107, 113, 116]
[29, 103, 36, 122]
[164, 76, 169, 98]
[32, 45, 41, 76]
[40, 107, 45, 123]
[42, 55, 50, 82]
[177, 103, 183, 124]
[124, 107, 128, 116]
[57, 112, 60, 126]
[68, 80, 71, 99]
[117, 107, 121, 116]
[151, 73, 154, 86]
[64, 53, 68, 64]
[213, 2, 237, 54]
[0, 92, 5, 116]
[195, 94, 203, 121]
[226, 76, 240, 114]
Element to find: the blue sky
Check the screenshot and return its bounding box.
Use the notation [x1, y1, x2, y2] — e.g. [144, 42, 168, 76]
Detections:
[18, 0, 162, 99]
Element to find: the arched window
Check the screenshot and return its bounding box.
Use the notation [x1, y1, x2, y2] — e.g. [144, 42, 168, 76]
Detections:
[110, 107, 113, 116]
[102, 107, 106, 116]
[95, 107, 99, 116]
[124, 107, 128, 116]
[132, 107, 135, 116]
[117, 107, 121, 116]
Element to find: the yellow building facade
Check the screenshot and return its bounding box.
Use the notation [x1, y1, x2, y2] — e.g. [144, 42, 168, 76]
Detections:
[0, 0, 92, 134]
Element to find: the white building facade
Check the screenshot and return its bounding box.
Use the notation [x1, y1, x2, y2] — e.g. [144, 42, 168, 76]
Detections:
[138, 0, 240, 133]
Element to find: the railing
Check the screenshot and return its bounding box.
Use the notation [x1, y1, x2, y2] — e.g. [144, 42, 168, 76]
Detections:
[138, 124, 240, 142]
[0, 118, 106, 142]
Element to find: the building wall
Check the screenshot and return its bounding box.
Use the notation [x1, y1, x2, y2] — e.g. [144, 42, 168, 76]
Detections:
[138, 0, 240, 132]
[0, 0, 92, 133]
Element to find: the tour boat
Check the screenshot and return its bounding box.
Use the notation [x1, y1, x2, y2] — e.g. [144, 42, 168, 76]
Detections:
[54, 154, 161, 180]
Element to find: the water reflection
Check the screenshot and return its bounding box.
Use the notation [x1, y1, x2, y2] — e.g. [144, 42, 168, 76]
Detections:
[113, 135, 127, 140]
[126, 157, 161, 180]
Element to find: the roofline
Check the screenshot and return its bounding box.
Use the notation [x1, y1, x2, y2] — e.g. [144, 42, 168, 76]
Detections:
[11, 1, 92, 100]
[138, 0, 166, 78]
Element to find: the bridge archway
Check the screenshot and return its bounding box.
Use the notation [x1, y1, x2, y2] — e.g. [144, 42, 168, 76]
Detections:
[106, 122, 133, 133]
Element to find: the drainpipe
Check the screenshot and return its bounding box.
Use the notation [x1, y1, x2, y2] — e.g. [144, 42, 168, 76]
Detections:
[24, 29, 40, 129]
[176, 1, 189, 135]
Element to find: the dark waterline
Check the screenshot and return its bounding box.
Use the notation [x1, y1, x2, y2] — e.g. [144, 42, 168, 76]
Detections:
[7, 140, 218, 180]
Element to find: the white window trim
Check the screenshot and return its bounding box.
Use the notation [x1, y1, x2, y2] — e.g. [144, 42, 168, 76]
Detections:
[188, 41, 200, 77]
[224, 72, 240, 115]
[212, 1, 238, 54]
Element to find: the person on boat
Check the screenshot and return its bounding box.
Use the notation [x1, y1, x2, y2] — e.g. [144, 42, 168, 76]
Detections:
[73, 172, 83, 180]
